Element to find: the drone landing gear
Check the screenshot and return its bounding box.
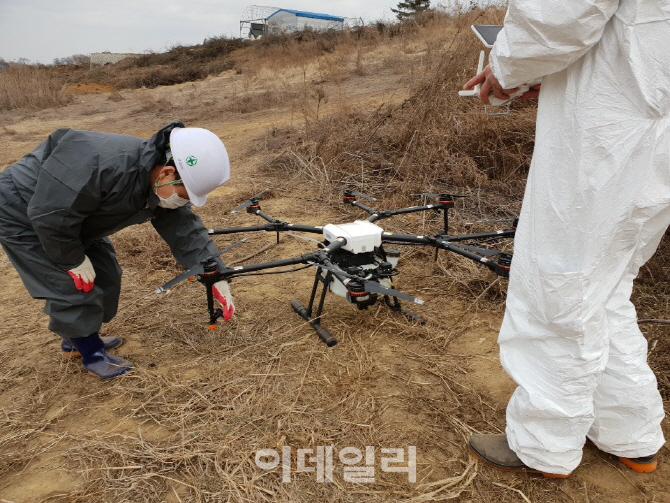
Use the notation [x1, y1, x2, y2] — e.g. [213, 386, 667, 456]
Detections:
[292, 268, 427, 347]
[292, 268, 338, 347]
[291, 300, 337, 347]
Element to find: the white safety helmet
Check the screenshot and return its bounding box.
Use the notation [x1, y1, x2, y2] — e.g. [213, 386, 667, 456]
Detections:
[168, 127, 230, 207]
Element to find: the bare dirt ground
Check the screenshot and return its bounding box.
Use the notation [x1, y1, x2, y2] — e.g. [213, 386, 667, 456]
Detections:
[0, 34, 668, 503]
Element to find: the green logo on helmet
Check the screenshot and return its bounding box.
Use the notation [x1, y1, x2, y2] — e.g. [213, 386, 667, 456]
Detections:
[186, 156, 197, 166]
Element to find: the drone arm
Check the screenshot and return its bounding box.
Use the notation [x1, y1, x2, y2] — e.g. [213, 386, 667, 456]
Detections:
[218, 238, 347, 279]
[191, 239, 346, 281]
[286, 224, 324, 235]
[209, 223, 325, 237]
[347, 199, 377, 216]
[219, 245, 338, 278]
[311, 237, 351, 281]
[209, 224, 277, 235]
[222, 256, 309, 277]
[322, 236, 347, 254]
[381, 232, 434, 245]
[443, 228, 516, 242]
[380, 233, 512, 277]
[254, 209, 280, 223]
[392, 204, 440, 215]
[436, 239, 511, 277]
[362, 203, 452, 224]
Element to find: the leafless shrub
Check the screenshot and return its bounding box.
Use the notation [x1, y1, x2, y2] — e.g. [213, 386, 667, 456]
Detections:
[0, 63, 72, 110]
[265, 10, 533, 205]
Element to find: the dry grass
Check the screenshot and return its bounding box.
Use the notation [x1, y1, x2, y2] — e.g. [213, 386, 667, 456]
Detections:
[0, 221, 496, 503]
[258, 10, 531, 236]
[0, 64, 73, 111]
[1, 8, 669, 503]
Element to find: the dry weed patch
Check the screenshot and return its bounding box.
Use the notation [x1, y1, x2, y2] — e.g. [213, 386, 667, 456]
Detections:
[0, 64, 72, 111]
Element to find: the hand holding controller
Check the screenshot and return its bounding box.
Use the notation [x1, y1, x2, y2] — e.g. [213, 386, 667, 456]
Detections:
[487, 82, 541, 107]
[458, 25, 541, 114]
[460, 53, 541, 112]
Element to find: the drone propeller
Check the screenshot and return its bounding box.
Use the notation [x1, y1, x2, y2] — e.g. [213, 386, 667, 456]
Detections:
[286, 232, 322, 244]
[357, 279, 424, 305]
[313, 260, 424, 305]
[330, 184, 376, 201]
[411, 192, 468, 199]
[231, 189, 270, 213]
[343, 189, 376, 201]
[155, 239, 247, 293]
[464, 218, 516, 226]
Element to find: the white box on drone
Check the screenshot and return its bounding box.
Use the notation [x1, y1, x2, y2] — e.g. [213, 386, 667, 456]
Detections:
[322, 221, 383, 254]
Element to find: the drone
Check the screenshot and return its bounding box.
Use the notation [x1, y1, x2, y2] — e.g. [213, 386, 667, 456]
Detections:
[156, 189, 516, 347]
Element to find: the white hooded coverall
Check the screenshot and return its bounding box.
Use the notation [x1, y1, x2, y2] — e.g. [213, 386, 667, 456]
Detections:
[490, 0, 669, 474]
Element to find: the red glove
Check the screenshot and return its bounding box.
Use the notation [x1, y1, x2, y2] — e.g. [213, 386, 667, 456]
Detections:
[67, 256, 96, 293]
[212, 280, 235, 321]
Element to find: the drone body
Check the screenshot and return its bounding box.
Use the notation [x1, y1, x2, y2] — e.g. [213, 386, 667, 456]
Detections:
[319, 220, 396, 307]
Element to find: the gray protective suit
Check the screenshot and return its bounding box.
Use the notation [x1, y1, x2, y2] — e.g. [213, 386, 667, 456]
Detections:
[0, 122, 222, 339]
[489, 0, 669, 474]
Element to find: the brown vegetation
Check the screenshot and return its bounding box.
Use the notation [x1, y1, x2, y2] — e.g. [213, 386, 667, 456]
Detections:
[0, 64, 73, 110]
[0, 8, 668, 503]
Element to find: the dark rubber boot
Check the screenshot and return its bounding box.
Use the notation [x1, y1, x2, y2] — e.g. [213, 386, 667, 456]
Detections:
[468, 434, 570, 478]
[61, 335, 123, 358]
[67, 333, 132, 380]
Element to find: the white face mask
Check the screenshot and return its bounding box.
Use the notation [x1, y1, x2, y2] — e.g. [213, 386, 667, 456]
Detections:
[154, 175, 190, 209]
[157, 192, 190, 209]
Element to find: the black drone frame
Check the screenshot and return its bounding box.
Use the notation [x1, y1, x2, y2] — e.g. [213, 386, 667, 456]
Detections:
[156, 190, 516, 346]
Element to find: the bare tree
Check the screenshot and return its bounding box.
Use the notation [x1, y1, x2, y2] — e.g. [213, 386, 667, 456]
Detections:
[53, 54, 90, 66]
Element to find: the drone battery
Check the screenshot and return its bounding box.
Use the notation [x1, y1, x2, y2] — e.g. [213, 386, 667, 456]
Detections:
[322, 221, 383, 254]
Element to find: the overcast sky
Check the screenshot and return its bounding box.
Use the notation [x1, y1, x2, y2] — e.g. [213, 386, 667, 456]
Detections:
[0, 1, 410, 64]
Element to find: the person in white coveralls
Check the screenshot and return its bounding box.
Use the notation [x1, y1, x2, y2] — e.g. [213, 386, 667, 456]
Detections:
[462, 0, 669, 477]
